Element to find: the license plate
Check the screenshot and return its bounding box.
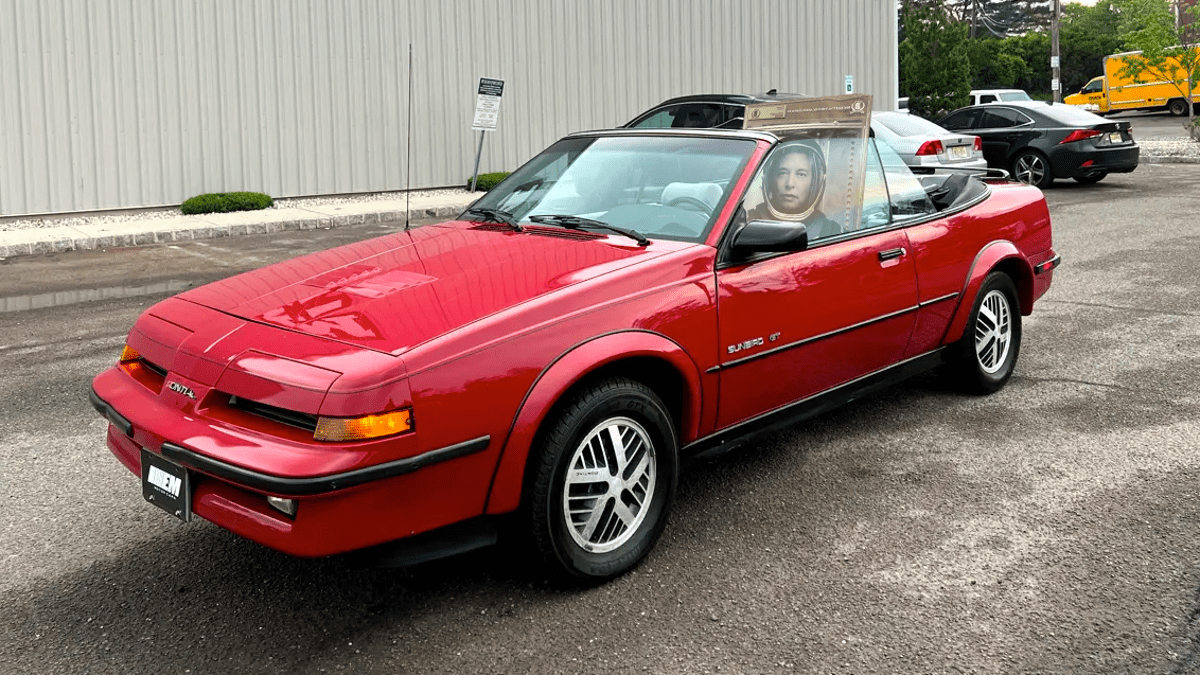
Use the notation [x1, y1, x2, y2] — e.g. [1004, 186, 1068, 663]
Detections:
[141, 449, 192, 522]
[1109, 131, 1123, 143]
[950, 145, 970, 159]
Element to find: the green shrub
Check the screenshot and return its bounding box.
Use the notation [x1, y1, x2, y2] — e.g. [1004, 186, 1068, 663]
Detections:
[466, 172, 511, 192]
[181, 191, 274, 215]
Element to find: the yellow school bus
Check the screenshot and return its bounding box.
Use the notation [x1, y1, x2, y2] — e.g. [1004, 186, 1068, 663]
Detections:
[1065, 47, 1200, 116]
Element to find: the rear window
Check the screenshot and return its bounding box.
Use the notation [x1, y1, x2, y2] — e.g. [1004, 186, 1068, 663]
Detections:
[875, 114, 948, 137]
[1038, 103, 1107, 125]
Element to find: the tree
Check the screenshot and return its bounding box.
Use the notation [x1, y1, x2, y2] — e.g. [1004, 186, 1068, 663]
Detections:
[1059, 2, 1123, 95]
[900, 3, 973, 118]
[1113, 0, 1200, 139]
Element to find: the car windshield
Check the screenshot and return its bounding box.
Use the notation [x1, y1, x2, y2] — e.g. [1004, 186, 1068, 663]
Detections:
[875, 113, 950, 137]
[998, 91, 1032, 101]
[468, 135, 758, 243]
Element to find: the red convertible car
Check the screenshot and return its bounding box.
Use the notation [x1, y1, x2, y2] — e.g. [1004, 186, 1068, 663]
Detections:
[91, 127, 1058, 583]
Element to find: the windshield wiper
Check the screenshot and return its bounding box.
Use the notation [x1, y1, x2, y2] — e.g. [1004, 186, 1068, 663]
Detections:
[528, 214, 649, 246]
[462, 207, 522, 231]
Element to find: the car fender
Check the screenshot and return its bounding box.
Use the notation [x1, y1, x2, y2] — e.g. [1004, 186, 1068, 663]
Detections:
[484, 330, 703, 515]
[942, 240, 1034, 345]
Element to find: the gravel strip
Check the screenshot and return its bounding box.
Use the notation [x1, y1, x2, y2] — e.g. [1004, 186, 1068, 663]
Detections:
[1139, 138, 1200, 162]
[0, 188, 473, 233]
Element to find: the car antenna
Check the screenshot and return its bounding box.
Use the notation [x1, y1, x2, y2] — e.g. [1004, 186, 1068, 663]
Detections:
[404, 43, 413, 232]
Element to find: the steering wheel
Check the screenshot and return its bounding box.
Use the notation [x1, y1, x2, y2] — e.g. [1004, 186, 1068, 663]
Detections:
[667, 196, 714, 216]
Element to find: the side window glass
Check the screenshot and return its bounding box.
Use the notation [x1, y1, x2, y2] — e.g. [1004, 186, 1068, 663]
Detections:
[980, 94, 997, 103]
[860, 140, 891, 231]
[940, 109, 979, 131]
[875, 140, 935, 221]
[672, 103, 726, 128]
[981, 109, 1016, 128]
[632, 107, 680, 129]
[1083, 80, 1102, 94]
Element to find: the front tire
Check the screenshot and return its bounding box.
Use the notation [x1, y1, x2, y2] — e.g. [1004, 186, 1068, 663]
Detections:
[949, 272, 1022, 395]
[525, 378, 678, 584]
[1012, 151, 1052, 188]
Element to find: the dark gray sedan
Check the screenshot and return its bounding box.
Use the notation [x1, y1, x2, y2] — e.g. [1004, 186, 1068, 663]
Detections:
[937, 101, 1139, 187]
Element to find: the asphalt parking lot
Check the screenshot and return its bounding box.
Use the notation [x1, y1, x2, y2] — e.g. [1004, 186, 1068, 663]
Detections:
[1, 163, 1199, 674]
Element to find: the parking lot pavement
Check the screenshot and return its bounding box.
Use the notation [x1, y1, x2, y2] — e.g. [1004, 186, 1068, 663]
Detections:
[1, 163, 1200, 675]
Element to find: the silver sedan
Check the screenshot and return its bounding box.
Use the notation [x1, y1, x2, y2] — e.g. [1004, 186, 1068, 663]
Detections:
[872, 111, 987, 172]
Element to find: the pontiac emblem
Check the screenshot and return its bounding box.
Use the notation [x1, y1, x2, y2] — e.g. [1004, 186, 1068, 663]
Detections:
[167, 381, 196, 400]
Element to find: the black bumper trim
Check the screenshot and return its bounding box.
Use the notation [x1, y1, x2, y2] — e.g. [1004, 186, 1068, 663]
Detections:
[1034, 254, 1062, 275]
[90, 388, 133, 437]
[158, 435, 492, 497]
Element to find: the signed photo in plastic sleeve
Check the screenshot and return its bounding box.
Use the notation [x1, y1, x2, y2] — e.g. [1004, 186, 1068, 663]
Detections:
[743, 94, 873, 240]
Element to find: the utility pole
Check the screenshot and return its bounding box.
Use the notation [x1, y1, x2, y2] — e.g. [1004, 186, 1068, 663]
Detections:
[1051, 0, 1062, 103]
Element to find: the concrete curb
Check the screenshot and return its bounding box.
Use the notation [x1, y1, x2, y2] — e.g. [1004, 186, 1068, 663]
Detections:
[0, 196, 477, 260]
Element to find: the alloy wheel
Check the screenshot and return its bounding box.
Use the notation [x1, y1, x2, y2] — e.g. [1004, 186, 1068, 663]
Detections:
[1014, 154, 1046, 186]
[975, 289, 1012, 374]
[561, 416, 656, 553]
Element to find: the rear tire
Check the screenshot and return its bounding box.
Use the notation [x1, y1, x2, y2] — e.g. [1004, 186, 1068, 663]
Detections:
[1073, 171, 1108, 184]
[1168, 98, 1189, 116]
[948, 272, 1022, 395]
[1012, 151, 1052, 188]
[525, 378, 678, 584]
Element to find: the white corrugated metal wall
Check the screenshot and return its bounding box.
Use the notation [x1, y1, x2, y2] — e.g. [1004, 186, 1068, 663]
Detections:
[0, 0, 897, 216]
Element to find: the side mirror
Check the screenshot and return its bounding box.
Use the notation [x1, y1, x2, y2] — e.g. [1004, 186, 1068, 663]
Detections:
[731, 219, 809, 256]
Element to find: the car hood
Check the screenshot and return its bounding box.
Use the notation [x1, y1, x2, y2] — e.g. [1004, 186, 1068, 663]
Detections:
[179, 221, 676, 354]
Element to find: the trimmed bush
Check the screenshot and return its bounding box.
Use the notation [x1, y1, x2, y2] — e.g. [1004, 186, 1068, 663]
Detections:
[181, 191, 274, 215]
[466, 172, 510, 192]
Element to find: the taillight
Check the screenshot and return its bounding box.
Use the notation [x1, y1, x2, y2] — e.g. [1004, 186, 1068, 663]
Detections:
[1060, 129, 1103, 144]
[915, 140, 944, 156]
[973, 136, 982, 152]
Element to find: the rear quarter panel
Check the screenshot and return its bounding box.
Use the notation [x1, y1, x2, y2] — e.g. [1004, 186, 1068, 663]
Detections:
[904, 181, 1053, 356]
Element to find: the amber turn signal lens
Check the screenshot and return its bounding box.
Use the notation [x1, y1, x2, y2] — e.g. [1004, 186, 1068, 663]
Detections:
[314, 408, 413, 442]
[119, 345, 142, 363]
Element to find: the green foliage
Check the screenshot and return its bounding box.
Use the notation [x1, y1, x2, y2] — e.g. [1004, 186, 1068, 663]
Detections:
[180, 191, 273, 215]
[1112, 0, 1177, 51]
[467, 171, 510, 192]
[1060, 2, 1123, 94]
[1007, 31, 1052, 95]
[1113, 0, 1200, 129]
[899, 4, 973, 118]
[966, 38, 1029, 88]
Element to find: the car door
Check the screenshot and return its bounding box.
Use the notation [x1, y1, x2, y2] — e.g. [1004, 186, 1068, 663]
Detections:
[975, 107, 1036, 166]
[713, 141, 919, 429]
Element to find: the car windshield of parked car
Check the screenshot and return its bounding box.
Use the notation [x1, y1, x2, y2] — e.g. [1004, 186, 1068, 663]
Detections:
[875, 113, 953, 137]
[999, 91, 1032, 101]
[470, 135, 758, 242]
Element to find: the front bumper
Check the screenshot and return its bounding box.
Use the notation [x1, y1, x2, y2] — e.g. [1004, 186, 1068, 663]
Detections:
[91, 369, 496, 557]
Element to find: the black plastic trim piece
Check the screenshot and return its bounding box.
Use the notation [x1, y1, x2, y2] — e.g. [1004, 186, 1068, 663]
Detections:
[1034, 254, 1062, 274]
[686, 348, 948, 461]
[90, 388, 133, 437]
[341, 516, 500, 568]
[159, 435, 491, 497]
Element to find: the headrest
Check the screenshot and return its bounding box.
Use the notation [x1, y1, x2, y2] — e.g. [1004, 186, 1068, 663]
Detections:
[661, 182, 723, 210]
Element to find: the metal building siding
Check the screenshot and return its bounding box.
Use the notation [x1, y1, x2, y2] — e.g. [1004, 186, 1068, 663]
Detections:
[1, 0, 896, 216]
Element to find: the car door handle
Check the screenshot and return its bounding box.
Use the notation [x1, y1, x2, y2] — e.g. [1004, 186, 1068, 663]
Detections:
[878, 247, 906, 262]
